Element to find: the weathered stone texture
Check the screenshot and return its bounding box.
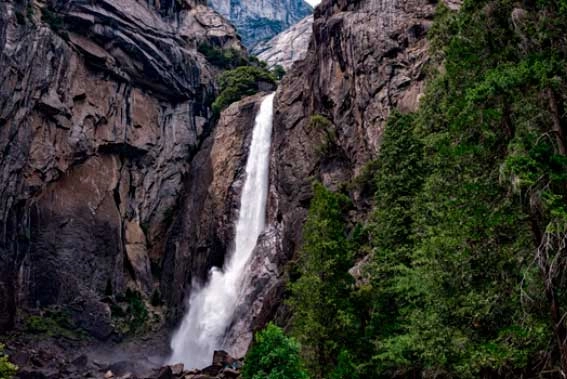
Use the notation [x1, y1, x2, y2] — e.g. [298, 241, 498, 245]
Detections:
[0, 0, 241, 334]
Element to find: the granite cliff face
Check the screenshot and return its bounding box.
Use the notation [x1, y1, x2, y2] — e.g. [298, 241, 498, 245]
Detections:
[251, 15, 312, 69]
[162, 93, 269, 317]
[221, 0, 449, 353]
[0, 0, 242, 338]
[193, 0, 454, 361]
[270, 0, 443, 236]
[208, 0, 312, 48]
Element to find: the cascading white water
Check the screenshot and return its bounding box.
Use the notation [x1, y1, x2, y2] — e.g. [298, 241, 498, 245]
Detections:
[168, 93, 276, 368]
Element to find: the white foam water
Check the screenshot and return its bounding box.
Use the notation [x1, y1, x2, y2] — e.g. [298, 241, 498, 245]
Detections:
[168, 93, 276, 368]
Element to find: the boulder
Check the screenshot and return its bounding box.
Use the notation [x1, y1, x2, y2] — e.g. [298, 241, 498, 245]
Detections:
[212, 351, 235, 367]
[157, 366, 173, 379]
[200, 365, 222, 377]
[171, 363, 185, 376]
[221, 367, 240, 378]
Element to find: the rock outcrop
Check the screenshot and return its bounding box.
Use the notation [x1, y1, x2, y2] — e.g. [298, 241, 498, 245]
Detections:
[0, 0, 241, 336]
[251, 15, 313, 69]
[208, 0, 312, 48]
[271, 0, 439, 245]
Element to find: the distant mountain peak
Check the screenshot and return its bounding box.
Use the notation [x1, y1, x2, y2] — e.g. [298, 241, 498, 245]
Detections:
[208, 0, 312, 49]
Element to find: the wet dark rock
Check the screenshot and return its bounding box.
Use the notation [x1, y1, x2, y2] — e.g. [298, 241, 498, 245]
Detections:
[107, 361, 132, 377]
[157, 366, 173, 379]
[170, 363, 184, 375]
[70, 354, 88, 367]
[201, 365, 222, 376]
[69, 299, 113, 340]
[211, 351, 235, 367]
[222, 367, 240, 378]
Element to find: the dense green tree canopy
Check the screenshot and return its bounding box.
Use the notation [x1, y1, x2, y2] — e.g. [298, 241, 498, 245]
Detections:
[212, 66, 275, 115]
[287, 0, 567, 378]
[242, 323, 309, 379]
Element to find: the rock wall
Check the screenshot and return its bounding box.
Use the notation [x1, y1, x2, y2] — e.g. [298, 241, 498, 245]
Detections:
[251, 15, 313, 70]
[208, 0, 312, 48]
[222, 0, 444, 355]
[161, 93, 267, 320]
[272, 0, 440, 252]
[0, 0, 241, 336]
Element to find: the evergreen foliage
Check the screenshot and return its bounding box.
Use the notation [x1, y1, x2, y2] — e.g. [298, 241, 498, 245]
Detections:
[23, 309, 85, 340]
[272, 65, 286, 80]
[288, 0, 567, 377]
[111, 289, 149, 335]
[242, 323, 309, 379]
[289, 182, 359, 378]
[0, 344, 16, 379]
[197, 43, 247, 69]
[212, 66, 276, 115]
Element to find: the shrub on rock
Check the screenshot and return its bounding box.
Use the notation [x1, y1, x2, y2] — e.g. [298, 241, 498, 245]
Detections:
[0, 344, 16, 379]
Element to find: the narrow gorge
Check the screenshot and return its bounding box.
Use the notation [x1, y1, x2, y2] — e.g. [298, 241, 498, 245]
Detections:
[2, 0, 567, 378]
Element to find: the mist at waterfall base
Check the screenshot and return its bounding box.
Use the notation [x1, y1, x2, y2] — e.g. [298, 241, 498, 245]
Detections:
[168, 93, 276, 368]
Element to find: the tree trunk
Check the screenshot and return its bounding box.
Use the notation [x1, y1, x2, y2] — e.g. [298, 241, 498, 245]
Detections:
[547, 88, 567, 155]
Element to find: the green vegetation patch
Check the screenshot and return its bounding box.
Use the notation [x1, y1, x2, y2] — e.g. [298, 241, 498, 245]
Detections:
[287, 0, 567, 378]
[111, 288, 149, 335]
[212, 66, 276, 115]
[0, 344, 17, 379]
[23, 309, 85, 340]
[242, 323, 309, 379]
[271, 65, 286, 80]
[198, 43, 248, 69]
[307, 114, 341, 158]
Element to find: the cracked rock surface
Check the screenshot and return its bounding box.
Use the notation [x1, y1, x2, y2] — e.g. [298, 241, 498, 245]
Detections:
[251, 15, 313, 70]
[0, 0, 241, 336]
[208, 0, 312, 48]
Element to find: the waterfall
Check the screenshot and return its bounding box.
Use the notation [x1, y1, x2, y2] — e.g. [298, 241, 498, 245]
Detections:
[168, 93, 276, 368]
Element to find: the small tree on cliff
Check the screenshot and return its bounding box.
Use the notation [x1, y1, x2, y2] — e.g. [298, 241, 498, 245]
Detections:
[242, 323, 309, 379]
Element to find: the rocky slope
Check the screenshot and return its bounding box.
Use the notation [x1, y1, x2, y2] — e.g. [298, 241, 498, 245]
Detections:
[0, 0, 242, 340]
[208, 0, 312, 48]
[251, 15, 313, 69]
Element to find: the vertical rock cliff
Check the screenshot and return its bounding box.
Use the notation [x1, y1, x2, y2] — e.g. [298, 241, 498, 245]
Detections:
[220, 0, 445, 357]
[208, 0, 312, 48]
[0, 0, 241, 337]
